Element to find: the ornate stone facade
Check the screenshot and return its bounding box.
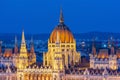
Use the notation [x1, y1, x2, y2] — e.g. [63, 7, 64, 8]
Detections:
[0, 10, 120, 80]
[43, 9, 80, 69]
[90, 45, 120, 70]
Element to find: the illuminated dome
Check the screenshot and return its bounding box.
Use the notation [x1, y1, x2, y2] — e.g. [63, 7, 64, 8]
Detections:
[49, 10, 74, 43]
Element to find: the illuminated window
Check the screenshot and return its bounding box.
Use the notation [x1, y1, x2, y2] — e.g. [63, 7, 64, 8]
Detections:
[71, 45, 74, 47]
[62, 49, 64, 52]
[67, 49, 69, 51]
[45, 61, 47, 65]
[67, 45, 70, 47]
[52, 45, 55, 47]
[61, 45, 65, 47]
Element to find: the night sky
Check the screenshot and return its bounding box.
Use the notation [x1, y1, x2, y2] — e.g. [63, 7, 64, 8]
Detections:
[0, 0, 120, 34]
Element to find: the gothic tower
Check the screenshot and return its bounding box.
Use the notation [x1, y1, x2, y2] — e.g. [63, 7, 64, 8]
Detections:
[29, 37, 36, 65]
[13, 36, 19, 67]
[14, 36, 18, 54]
[92, 40, 96, 56]
[18, 30, 29, 69]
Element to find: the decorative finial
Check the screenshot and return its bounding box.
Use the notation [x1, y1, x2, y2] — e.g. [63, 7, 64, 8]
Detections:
[111, 38, 115, 55]
[59, 8, 64, 23]
[15, 35, 17, 45]
[22, 29, 25, 44]
[31, 36, 33, 44]
[92, 38, 96, 56]
[14, 35, 18, 54]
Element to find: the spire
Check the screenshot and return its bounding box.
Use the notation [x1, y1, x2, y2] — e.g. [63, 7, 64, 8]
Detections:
[111, 46, 115, 55]
[92, 39, 96, 56]
[30, 37, 34, 53]
[30, 36, 33, 45]
[15, 36, 17, 44]
[111, 40, 115, 55]
[59, 8, 64, 23]
[108, 38, 111, 48]
[20, 30, 27, 53]
[14, 36, 18, 54]
[22, 30, 25, 44]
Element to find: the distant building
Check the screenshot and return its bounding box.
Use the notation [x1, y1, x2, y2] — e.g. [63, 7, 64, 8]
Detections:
[90, 43, 120, 70]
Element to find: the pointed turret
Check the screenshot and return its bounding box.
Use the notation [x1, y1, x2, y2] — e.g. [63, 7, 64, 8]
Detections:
[92, 39, 96, 56]
[108, 38, 111, 48]
[22, 30, 26, 44]
[59, 8, 64, 23]
[15, 35, 17, 44]
[30, 37, 34, 53]
[111, 41, 115, 55]
[30, 37, 36, 65]
[20, 30, 27, 53]
[14, 36, 18, 54]
[18, 30, 29, 69]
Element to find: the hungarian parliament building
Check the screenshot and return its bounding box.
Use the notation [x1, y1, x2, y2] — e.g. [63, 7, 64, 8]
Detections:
[0, 10, 120, 80]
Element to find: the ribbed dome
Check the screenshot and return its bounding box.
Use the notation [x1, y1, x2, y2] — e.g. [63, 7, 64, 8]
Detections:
[49, 9, 74, 43]
[49, 23, 74, 43]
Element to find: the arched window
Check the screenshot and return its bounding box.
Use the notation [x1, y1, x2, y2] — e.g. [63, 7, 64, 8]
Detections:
[20, 74, 22, 80]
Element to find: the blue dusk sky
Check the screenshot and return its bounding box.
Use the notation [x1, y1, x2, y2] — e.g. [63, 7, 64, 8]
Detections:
[0, 0, 120, 34]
